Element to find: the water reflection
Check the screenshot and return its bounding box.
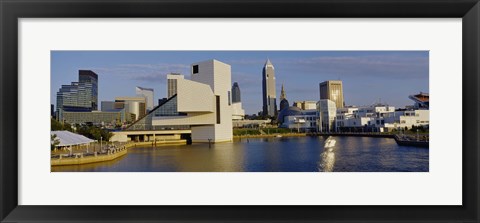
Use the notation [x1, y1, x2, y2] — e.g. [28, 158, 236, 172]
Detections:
[52, 136, 429, 172]
[318, 137, 336, 172]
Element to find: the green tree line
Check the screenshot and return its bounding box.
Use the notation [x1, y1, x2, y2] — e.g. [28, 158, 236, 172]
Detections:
[51, 118, 112, 141]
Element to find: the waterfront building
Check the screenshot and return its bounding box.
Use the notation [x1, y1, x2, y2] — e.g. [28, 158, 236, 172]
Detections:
[384, 109, 429, 130]
[126, 59, 233, 143]
[114, 97, 146, 121]
[319, 80, 344, 109]
[167, 73, 184, 98]
[317, 99, 337, 132]
[278, 107, 317, 132]
[262, 59, 277, 117]
[56, 70, 98, 121]
[293, 101, 317, 110]
[409, 92, 429, 109]
[233, 119, 270, 128]
[335, 103, 429, 132]
[136, 86, 154, 111]
[336, 104, 395, 132]
[101, 101, 115, 111]
[61, 109, 126, 126]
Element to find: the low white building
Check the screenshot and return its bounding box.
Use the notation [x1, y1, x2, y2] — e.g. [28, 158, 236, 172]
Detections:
[278, 107, 317, 132]
[336, 104, 429, 132]
[384, 109, 430, 130]
[232, 102, 245, 120]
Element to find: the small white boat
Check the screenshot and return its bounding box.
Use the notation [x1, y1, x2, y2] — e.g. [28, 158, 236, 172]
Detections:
[324, 137, 336, 148]
[275, 135, 283, 138]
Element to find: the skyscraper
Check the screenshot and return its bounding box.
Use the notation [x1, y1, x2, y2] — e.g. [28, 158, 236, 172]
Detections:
[78, 70, 98, 110]
[232, 82, 241, 103]
[56, 70, 98, 120]
[262, 59, 277, 117]
[231, 82, 245, 120]
[319, 80, 344, 109]
[136, 86, 154, 111]
[167, 73, 184, 98]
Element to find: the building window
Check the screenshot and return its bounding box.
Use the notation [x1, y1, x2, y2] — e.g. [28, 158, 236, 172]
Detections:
[193, 65, 199, 74]
[228, 91, 231, 105]
[216, 95, 221, 124]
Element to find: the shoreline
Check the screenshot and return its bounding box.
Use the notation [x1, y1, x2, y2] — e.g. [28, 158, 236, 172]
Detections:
[233, 133, 307, 139]
[51, 139, 187, 166]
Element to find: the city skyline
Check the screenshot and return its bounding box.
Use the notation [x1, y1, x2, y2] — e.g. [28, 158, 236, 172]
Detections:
[51, 51, 429, 114]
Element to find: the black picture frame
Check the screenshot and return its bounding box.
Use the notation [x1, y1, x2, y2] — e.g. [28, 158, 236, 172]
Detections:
[1, 0, 479, 222]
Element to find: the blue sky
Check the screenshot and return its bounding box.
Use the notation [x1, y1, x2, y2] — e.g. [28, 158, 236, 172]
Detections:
[51, 51, 429, 115]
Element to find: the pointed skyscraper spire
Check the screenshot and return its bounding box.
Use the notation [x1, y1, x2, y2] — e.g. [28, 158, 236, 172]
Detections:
[280, 83, 286, 101]
[262, 58, 277, 117]
[265, 58, 273, 66]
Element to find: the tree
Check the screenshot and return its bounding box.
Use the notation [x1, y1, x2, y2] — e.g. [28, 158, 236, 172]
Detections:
[50, 134, 60, 151]
[51, 118, 73, 131]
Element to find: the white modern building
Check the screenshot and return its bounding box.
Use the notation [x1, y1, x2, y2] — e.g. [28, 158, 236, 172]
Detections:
[336, 104, 429, 132]
[126, 59, 233, 143]
[136, 86, 154, 112]
[316, 99, 337, 132]
[278, 106, 317, 132]
[384, 109, 430, 130]
[232, 102, 245, 120]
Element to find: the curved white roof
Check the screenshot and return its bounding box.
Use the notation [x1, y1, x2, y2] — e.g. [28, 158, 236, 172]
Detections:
[51, 130, 95, 147]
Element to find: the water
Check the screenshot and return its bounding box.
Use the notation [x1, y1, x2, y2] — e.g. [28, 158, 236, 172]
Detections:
[51, 136, 429, 172]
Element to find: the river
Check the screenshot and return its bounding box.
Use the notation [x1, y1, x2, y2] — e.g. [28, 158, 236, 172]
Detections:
[51, 136, 429, 172]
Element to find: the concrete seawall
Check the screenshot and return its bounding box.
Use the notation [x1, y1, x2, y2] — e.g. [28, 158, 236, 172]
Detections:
[51, 139, 187, 166]
[311, 132, 395, 138]
[51, 149, 128, 166]
[311, 133, 429, 148]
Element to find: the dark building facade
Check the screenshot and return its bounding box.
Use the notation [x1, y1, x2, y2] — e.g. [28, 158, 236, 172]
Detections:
[232, 82, 241, 103]
[279, 84, 289, 111]
[79, 70, 98, 110]
[56, 70, 99, 121]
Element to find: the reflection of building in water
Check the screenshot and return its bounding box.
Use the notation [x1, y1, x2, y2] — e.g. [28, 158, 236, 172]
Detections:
[319, 137, 336, 172]
[320, 80, 344, 109]
[125, 59, 233, 143]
